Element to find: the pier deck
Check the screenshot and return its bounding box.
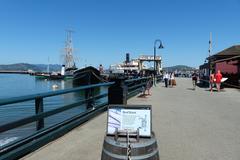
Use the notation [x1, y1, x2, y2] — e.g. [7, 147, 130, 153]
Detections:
[22, 78, 240, 160]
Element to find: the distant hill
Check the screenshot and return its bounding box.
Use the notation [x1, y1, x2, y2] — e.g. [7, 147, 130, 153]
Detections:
[163, 65, 196, 72]
[35, 64, 62, 72]
[0, 63, 197, 73]
[0, 63, 61, 72]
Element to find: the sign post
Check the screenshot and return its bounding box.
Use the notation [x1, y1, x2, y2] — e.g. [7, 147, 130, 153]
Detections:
[101, 105, 159, 160]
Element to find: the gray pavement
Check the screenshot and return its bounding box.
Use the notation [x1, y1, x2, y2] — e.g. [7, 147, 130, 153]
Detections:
[22, 78, 240, 160]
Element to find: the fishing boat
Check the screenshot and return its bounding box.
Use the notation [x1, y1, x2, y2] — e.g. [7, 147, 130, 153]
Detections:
[73, 66, 105, 86]
[35, 72, 64, 80]
[48, 72, 64, 80]
[62, 65, 77, 80]
[34, 72, 50, 79]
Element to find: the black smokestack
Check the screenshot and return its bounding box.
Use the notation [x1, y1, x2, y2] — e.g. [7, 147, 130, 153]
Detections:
[126, 53, 130, 63]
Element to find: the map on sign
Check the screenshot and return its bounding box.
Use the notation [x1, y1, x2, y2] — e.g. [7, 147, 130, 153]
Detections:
[107, 105, 152, 137]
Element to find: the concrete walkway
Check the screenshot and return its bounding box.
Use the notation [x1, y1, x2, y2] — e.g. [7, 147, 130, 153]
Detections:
[22, 78, 240, 160]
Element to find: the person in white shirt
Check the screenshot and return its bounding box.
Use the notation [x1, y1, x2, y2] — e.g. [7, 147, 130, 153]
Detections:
[163, 72, 169, 87]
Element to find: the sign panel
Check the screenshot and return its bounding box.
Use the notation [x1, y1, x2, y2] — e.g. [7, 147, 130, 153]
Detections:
[107, 105, 152, 137]
[139, 55, 161, 61]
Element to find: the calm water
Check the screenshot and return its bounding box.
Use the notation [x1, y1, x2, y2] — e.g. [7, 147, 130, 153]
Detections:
[0, 74, 107, 147]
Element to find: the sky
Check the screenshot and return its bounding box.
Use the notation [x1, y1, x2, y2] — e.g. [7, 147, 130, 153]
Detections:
[0, 0, 239, 68]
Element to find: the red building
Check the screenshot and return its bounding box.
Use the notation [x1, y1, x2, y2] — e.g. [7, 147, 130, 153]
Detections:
[200, 45, 240, 87]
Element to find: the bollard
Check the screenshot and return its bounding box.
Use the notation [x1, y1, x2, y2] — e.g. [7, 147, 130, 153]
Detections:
[108, 76, 128, 105]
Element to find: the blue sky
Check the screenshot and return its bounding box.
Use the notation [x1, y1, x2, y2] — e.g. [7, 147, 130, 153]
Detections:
[0, 0, 239, 68]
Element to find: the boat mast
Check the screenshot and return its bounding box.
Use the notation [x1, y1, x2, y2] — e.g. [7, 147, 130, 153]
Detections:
[47, 56, 50, 73]
[64, 29, 76, 69]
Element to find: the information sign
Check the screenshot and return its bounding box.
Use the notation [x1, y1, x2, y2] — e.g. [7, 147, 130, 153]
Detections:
[107, 105, 152, 137]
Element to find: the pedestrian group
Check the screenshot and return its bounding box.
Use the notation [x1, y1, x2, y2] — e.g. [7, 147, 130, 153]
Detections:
[163, 72, 176, 88]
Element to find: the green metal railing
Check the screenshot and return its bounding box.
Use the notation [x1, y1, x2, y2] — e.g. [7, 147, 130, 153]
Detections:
[125, 76, 162, 98]
[0, 82, 114, 160]
[0, 76, 163, 160]
[125, 77, 151, 98]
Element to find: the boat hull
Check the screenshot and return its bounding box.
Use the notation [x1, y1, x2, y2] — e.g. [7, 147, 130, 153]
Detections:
[73, 66, 103, 86]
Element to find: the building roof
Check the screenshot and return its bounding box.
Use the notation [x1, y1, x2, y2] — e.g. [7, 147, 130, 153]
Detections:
[208, 45, 240, 60]
[215, 45, 240, 56]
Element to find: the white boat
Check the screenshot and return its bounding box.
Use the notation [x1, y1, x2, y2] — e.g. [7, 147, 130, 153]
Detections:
[109, 59, 141, 74]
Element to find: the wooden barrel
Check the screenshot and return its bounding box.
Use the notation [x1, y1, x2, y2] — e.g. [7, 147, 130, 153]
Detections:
[101, 133, 159, 160]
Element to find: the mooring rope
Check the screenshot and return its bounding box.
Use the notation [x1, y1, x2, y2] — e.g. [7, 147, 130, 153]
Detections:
[91, 71, 108, 83]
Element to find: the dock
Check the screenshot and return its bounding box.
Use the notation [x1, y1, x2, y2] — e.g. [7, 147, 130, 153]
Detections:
[0, 71, 29, 74]
[21, 78, 240, 160]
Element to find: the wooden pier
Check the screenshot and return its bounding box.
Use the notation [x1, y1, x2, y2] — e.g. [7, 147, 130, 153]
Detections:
[21, 78, 240, 160]
[0, 70, 29, 74]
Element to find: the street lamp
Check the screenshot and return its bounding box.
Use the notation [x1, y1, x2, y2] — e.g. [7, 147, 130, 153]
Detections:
[154, 39, 164, 86]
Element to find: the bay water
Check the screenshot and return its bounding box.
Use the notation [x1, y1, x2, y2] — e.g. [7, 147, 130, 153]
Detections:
[0, 74, 107, 147]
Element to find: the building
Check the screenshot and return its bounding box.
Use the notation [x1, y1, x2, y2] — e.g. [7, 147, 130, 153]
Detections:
[199, 45, 240, 87]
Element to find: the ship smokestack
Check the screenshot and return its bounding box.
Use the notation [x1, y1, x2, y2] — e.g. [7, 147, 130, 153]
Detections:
[126, 53, 130, 63]
[61, 65, 65, 75]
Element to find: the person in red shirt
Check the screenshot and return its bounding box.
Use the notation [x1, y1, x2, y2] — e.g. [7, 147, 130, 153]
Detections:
[215, 70, 222, 92]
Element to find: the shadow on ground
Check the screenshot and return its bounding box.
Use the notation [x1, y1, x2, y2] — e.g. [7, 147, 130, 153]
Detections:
[196, 82, 209, 88]
[137, 94, 148, 98]
[187, 88, 196, 91]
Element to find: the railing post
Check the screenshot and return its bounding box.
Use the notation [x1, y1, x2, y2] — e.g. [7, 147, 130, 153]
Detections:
[157, 75, 160, 83]
[35, 97, 44, 130]
[85, 88, 94, 109]
[108, 76, 128, 105]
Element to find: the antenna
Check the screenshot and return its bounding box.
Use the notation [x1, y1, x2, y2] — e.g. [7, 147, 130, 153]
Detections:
[47, 56, 50, 73]
[208, 32, 213, 76]
[208, 32, 212, 57]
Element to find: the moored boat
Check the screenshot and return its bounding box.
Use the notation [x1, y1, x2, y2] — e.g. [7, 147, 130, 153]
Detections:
[34, 72, 50, 79]
[73, 66, 105, 86]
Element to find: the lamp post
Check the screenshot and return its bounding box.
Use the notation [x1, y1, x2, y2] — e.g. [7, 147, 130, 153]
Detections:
[154, 39, 164, 86]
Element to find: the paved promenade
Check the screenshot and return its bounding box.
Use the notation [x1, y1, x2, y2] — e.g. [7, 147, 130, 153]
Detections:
[22, 78, 240, 160]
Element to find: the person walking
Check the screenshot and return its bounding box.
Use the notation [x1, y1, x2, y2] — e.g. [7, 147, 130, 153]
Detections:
[170, 73, 175, 87]
[99, 64, 104, 74]
[192, 71, 198, 90]
[215, 70, 222, 92]
[145, 77, 153, 95]
[209, 72, 215, 92]
[163, 72, 169, 88]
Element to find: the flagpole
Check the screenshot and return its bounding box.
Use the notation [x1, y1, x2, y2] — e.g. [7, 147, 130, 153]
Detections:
[209, 32, 212, 84]
[209, 32, 212, 57]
